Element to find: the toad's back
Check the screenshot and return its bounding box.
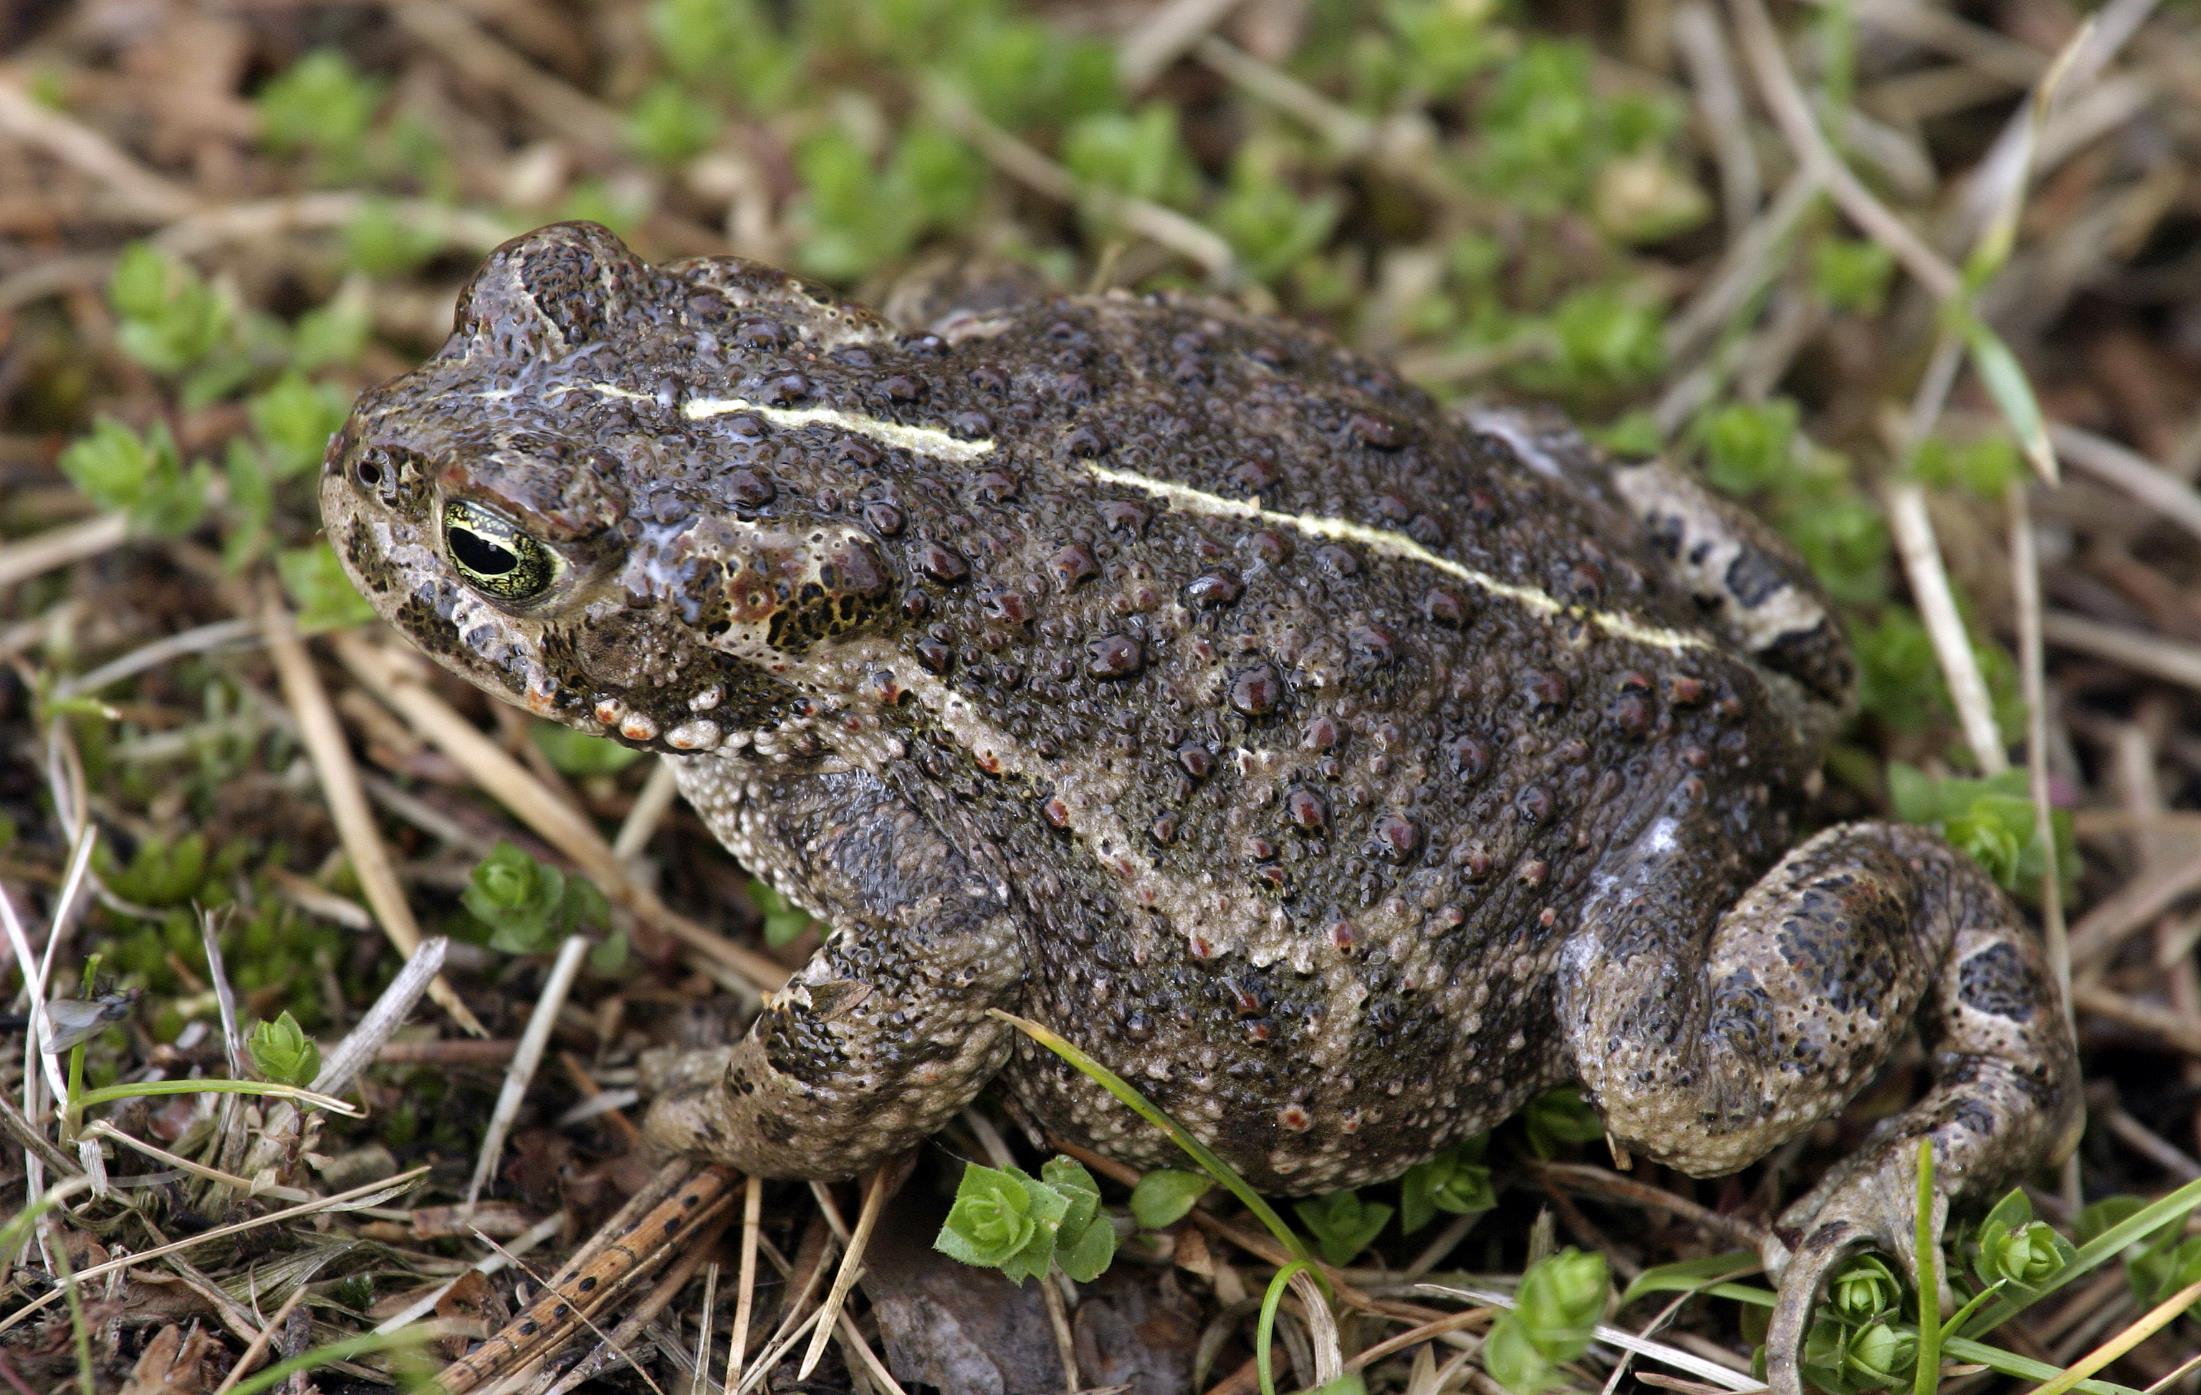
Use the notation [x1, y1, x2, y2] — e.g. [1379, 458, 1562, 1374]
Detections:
[763, 289, 1824, 1183]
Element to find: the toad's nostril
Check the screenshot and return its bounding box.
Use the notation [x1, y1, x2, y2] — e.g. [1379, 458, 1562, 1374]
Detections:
[355, 454, 384, 489]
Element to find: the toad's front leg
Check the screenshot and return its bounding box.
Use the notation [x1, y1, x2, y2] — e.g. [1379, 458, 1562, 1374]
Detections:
[1559, 819, 2080, 1395]
[643, 763, 1029, 1179]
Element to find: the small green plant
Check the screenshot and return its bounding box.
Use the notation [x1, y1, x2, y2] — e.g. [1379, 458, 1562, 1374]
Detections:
[100, 833, 217, 907]
[1970, 1189, 2074, 1294]
[342, 200, 443, 277]
[1062, 104, 1200, 209]
[1887, 764, 2074, 896]
[1397, 1137, 1494, 1234]
[1293, 1189, 1394, 1266]
[940, 18, 1118, 129]
[934, 1155, 1116, 1283]
[627, 79, 720, 167]
[1520, 1086, 1604, 1157]
[58, 419, 210, 537]
[1212, 143, 1342, 286]
[792, 123, 984, 280]
[1909, 433, 2024, 498]
[532, 724, 645, 776]
[1699, 398, 1802, 496]
[1812, 236, 1897, 314]
[746, 880, 814, 948]
[1129, 1168, 1211, 1229]
[109, 244, 231, 376]
[249, 1011, 322, 1087]
[1544, 285, 1666, 392]
[646, 0, 803, 106]
[246, 374, 351, 479]
[257, 50, 386, 173]
[277, 544, 377, 632]
[2076, 1193, 2201, 1321]
[461, 843, 611, 953]
[1483, 1247, 1609, 1394]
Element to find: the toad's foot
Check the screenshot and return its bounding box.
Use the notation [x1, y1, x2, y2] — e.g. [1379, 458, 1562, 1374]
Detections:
[1758, 922, 2080, 1395]
[1560, 821, 2080, 1395]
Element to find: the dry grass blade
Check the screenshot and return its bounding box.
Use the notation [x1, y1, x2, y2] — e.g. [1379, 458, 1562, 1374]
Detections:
[1421, 1285, 1761, 1392]
[727, 1172, 762, 1383]
[263, 598, 484, 1034]
[431, 1163, 738, 1395]
[0, 515, 129, 593]
[0, 78, 195, 219]
[796, 1165, 890, 1379]
[464, 934, 589, 1210]
[210, 1283, 308, 1395]
[1726, 0, 1960, 298]
[2022, 1275, 2201, 1395]
[1884, 479, 2009, 774]
[2041, 614, 2201, 694]
[0, 1166, 428, 1335]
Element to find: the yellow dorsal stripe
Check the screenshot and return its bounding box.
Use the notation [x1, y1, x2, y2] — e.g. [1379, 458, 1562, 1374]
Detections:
[1081, 461, 1711, 654]
[683, 397, 996, 463]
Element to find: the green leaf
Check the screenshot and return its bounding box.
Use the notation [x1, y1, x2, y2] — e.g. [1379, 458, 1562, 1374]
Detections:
[1886, 764, 2074, 897]
[1617, 1251, 1764, 1309]
[248, 373, 351, 479]
[531, 724, 644, 776]
[461, 843, 606, 954]
[108, 245, 231, 376]
[1521, 1086, 1604, 1156]
[1911, 433, 2023, 498]
[627, 79, 720, 167]
[290, 288, 372, 372]
[1062, 105, 1198, 208]
[1485, 1249, 1610, 1393]
[248, 1011, 321, 1087]
[1482, 1305, 1557, 1394]
[101, 834, 210, 907]
[647, 0, 802, 105]
[1547, 285, 1665, 390]
[1812, 237, 1896, 314]
[991, 1009, 1320, 1279]
[1828, 1252, 1903, 1324]
[1213, 143, 1341, 285]
[222, 439, 275, 570]
[1292, 1190, 1392, 1266]
[257, 50, 385, 161]
[1699, 398, 1801, 496]
[343, 199, 442, 276]
[1965, 324, 2055, 483]
[748, 880, 813, 947]
[277, 543, 376, 633]
[1130, 1169, 1210, 1229]
[1398, 1139, 1493, 1234]
[935, 1162, 1041, 1270]
[1043, 1154, 1116, 1283]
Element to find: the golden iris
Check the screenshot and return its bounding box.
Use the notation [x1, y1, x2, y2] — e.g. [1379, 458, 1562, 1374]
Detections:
[443, 501, 557, 601]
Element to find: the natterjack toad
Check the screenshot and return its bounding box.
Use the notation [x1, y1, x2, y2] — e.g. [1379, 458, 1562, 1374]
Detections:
[321, 224, 2079, 1390]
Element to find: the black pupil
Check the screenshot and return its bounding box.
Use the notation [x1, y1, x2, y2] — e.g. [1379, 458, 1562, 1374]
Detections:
[451, 526, 517, 576]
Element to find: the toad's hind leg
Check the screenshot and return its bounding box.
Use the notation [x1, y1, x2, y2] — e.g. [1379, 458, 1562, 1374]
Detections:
[642, 765, 1028, 1179]
[1559, 820, 2079, 1395]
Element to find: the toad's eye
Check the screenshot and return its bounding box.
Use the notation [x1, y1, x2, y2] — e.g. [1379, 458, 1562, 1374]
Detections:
[443, 501, 559, 602]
